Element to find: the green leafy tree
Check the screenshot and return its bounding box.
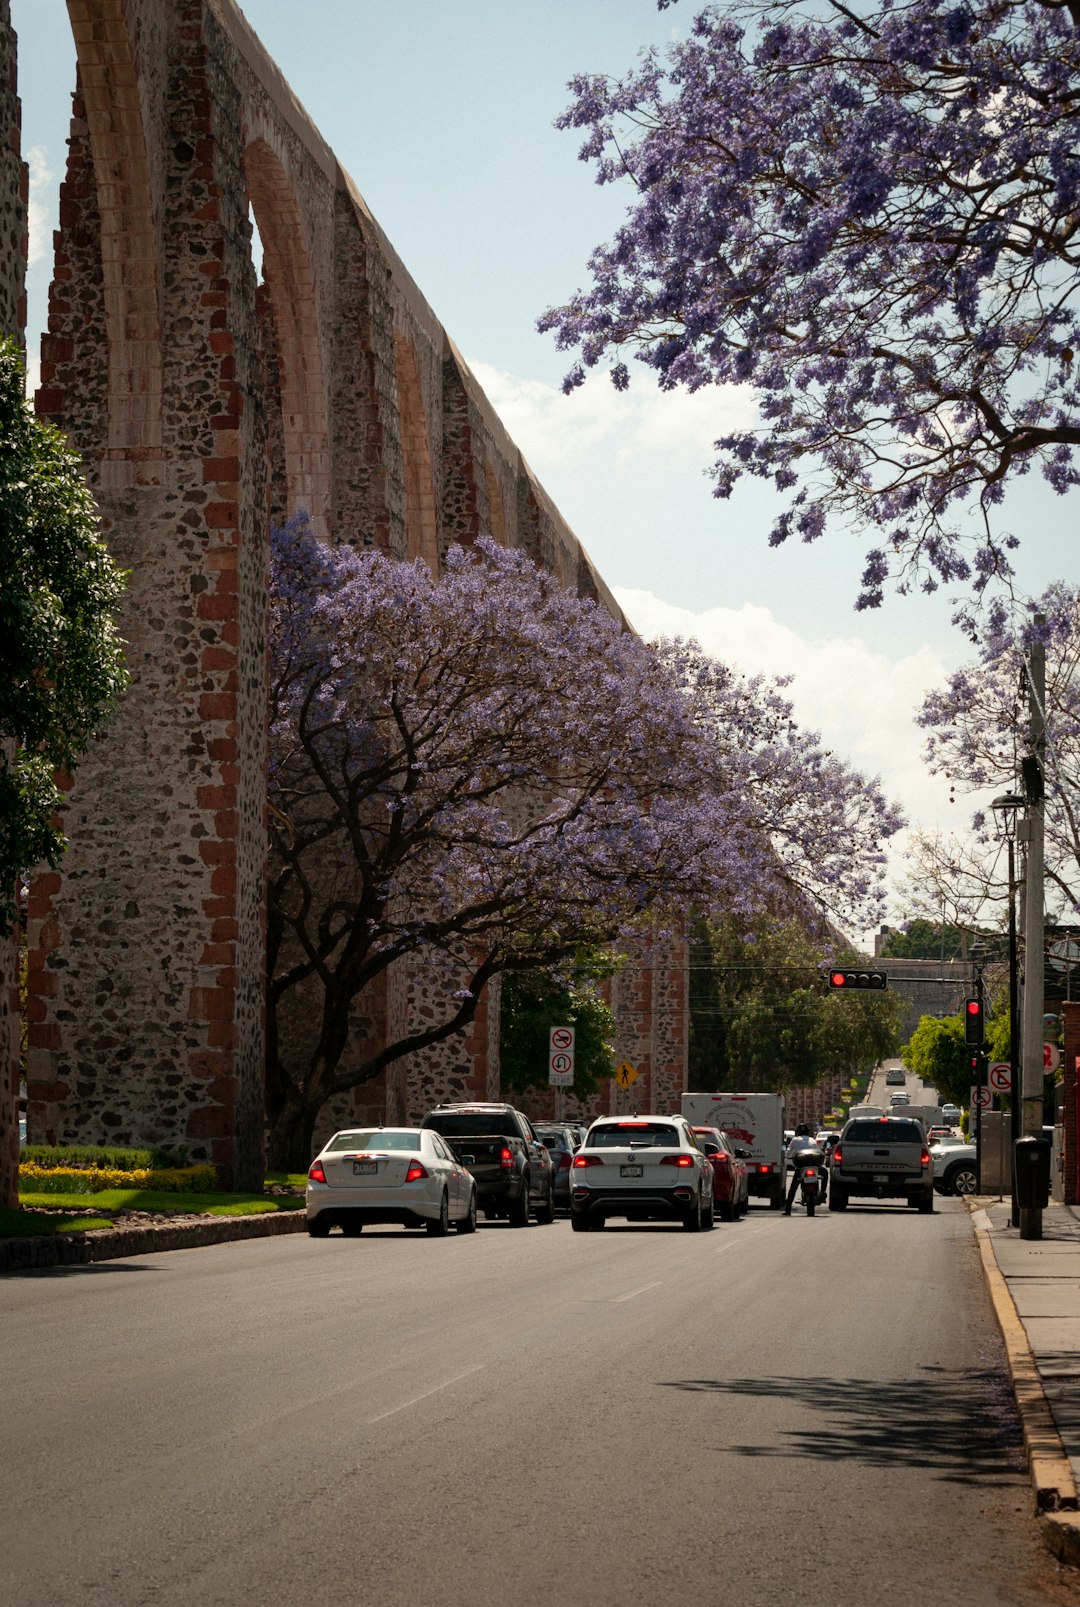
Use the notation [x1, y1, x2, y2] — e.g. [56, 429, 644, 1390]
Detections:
[0, 338, 128, 934]
[499, 950, 619, 1103]
[689, 916, 902, 1093]
[880, 920, 970, 961]
[903, 1015, 971, 1109]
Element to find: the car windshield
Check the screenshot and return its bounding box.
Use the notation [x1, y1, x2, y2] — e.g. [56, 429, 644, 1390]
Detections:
[844, 1120, 924, 1144]
[588, 1123, 681, 1149]
[535, 1131, 569, 1151]
[325, 1130, 420, 1151]
[424, 1113, 520, 1138]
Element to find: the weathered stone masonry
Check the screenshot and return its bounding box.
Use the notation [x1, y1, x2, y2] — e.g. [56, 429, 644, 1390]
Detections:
[4, 0, 688, 1180]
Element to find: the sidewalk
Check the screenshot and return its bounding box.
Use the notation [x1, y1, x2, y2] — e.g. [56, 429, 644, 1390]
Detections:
[970, 1196, 1080, 1568]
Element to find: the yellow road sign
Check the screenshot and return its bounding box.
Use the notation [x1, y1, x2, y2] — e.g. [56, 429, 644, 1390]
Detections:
[613, 1061, 638, 1089]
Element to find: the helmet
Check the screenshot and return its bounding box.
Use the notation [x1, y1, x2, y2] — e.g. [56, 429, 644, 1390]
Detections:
[795, 1123, 811, 1137]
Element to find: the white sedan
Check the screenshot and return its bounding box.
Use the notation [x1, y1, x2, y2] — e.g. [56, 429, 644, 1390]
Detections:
[569, 1114, 715, 1232]
[306, 1127, 477, 1237]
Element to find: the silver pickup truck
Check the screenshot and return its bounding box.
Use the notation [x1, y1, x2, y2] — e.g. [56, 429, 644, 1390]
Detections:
[829, 1116, 934, 1213]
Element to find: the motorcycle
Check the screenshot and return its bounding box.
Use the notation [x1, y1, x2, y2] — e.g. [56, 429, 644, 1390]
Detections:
[796, 1147, 826, 1216]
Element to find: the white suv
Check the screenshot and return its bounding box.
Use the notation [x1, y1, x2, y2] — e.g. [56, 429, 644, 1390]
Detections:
[570, 1115, 715, 1233]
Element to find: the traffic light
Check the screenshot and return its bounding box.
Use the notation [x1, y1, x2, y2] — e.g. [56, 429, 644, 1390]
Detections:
[826, 969, 888, 991]
[964, 997, 985, 1045]
[969, 1050, 987, 1080]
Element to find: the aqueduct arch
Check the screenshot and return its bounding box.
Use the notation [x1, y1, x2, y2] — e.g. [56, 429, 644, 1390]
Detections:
[1, 0, 689, 1183]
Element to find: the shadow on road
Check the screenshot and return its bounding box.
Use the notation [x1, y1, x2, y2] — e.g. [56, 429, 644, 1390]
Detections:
[659, 1363, 1026, 1484]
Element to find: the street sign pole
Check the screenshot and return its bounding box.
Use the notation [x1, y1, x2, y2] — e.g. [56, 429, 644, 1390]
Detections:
[1019, 622, 1046, 1241]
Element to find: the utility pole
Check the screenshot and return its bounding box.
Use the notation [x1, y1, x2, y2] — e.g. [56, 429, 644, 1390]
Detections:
[1018, 620, 1046, 1241]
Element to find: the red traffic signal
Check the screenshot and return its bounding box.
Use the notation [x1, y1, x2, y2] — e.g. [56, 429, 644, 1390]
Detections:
[827, 969, 887, 991]
[964, 998, 985, 1045]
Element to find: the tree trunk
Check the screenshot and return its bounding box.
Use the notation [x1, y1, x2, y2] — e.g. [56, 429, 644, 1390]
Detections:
[266, 1092, 322, 1176]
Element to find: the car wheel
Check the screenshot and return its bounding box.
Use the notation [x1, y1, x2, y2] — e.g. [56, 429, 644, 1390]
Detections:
[570, 1212, 590, 1233]
[426, 1192, 450, 1236]
[703, 1192, 715, 1231]
[829, 1188, 848, 1212]
[455, 1188, 477, 1234]
[535, 1184, 555, 1225]
[947, 1164, 978, 1197]
[917, 1192, 935, 1214]
[340, 1219, 364, 1237]
[719, 1199, 735, 1222]
[509, 1179, 531, 1227]
[307, 1217, 332, 1238]
[683, 1191, 704, 1232]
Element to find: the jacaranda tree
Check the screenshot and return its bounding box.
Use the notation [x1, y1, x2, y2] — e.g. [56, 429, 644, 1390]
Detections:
[267, 518, 898, 1168]
[540, 0, 1080, 609]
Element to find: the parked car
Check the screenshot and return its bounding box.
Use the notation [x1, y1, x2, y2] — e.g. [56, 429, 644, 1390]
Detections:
[691, 1125, 749, 1220]
[421, 1103, 555, 1226]
[306, 1127, 477, 1237]
[931, 1139, 978, 1196]
[533, 1123, 578, 1211]
[570, 1115, 715, 1232]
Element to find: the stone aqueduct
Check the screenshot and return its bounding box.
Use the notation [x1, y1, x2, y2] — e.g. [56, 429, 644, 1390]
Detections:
[0, 0, 688, 1185]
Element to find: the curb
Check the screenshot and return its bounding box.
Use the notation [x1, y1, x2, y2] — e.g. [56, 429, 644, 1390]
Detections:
[0, 1209, 308, 1273]
[968, 1205, 1078, 1514]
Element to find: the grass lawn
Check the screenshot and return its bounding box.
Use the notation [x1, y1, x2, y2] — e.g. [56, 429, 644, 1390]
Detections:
[0, 1208, 115, 1237]
[265, 1172, 308, 1191]
[13, 1188, 305, 1223]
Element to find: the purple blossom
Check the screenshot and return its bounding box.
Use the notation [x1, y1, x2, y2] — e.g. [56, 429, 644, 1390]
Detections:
[541, 0, 1080, 607]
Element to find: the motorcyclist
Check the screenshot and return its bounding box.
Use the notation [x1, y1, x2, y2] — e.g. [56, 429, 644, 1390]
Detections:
[783, 1123, 824, 1215]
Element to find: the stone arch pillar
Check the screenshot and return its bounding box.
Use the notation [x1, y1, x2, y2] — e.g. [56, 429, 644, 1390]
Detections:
[26, 0, 268, 1188]
[393, 326, 438, 571]
[244, 137, 330, 539]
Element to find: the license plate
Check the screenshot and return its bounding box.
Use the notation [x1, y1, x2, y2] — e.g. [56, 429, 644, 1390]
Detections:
[353, 1162, 378, 1175]
[620, 1164, 643, 1178]
[873, 1173, 889, 1183]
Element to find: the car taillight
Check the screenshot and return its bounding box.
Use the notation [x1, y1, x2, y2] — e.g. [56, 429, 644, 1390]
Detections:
[833, 1148, 842, 1166]
[758, 1164, 771, 1174]
[307, 1159, 327, 1185]
[660, 1154, 694, 1168]
[921, 1149, 930, 1166]
[499, 1145, 513, 1170]
[559, 1151, 572, 1171]
[572, 1154, 602, 1168]
[405, 1161, 428, 1182]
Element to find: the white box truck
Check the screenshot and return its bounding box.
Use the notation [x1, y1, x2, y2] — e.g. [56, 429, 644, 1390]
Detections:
[681, 1092, 787, 1208]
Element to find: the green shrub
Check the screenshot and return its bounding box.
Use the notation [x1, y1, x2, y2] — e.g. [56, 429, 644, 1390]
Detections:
[19, 1162, 218, 1194]
[21, 1143, 190, 1172]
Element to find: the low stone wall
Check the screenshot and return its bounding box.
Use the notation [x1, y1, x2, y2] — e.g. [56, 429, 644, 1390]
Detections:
[0, 1209, 307, 1273]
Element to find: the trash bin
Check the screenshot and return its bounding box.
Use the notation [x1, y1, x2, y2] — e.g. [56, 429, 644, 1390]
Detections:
[1014, 1135, 1052, 1209]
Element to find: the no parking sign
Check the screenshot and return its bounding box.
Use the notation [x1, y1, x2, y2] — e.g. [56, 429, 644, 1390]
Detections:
[988, 1061, 1012, 1094]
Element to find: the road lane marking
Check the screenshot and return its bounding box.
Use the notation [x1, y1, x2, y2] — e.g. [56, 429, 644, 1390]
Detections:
[612, 1280, 663, 1303]
[367, 1364, 485, 1423]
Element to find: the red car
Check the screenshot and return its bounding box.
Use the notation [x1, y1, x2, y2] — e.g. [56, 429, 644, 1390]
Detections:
[693, 1126, 749, 1221]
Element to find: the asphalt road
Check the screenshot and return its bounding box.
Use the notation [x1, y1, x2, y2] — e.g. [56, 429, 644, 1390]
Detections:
[1, 1196, 1071, 1607]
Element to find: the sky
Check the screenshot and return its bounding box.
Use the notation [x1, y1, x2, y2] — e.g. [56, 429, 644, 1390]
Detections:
[10, 0, 1076, 942]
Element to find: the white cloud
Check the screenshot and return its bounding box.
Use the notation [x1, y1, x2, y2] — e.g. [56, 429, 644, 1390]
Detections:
[469, 358, 757, 474]
[26, 145, 53, 267]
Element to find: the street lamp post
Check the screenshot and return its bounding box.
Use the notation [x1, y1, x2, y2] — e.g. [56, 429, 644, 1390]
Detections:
[992, 791, 1025, 1228]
